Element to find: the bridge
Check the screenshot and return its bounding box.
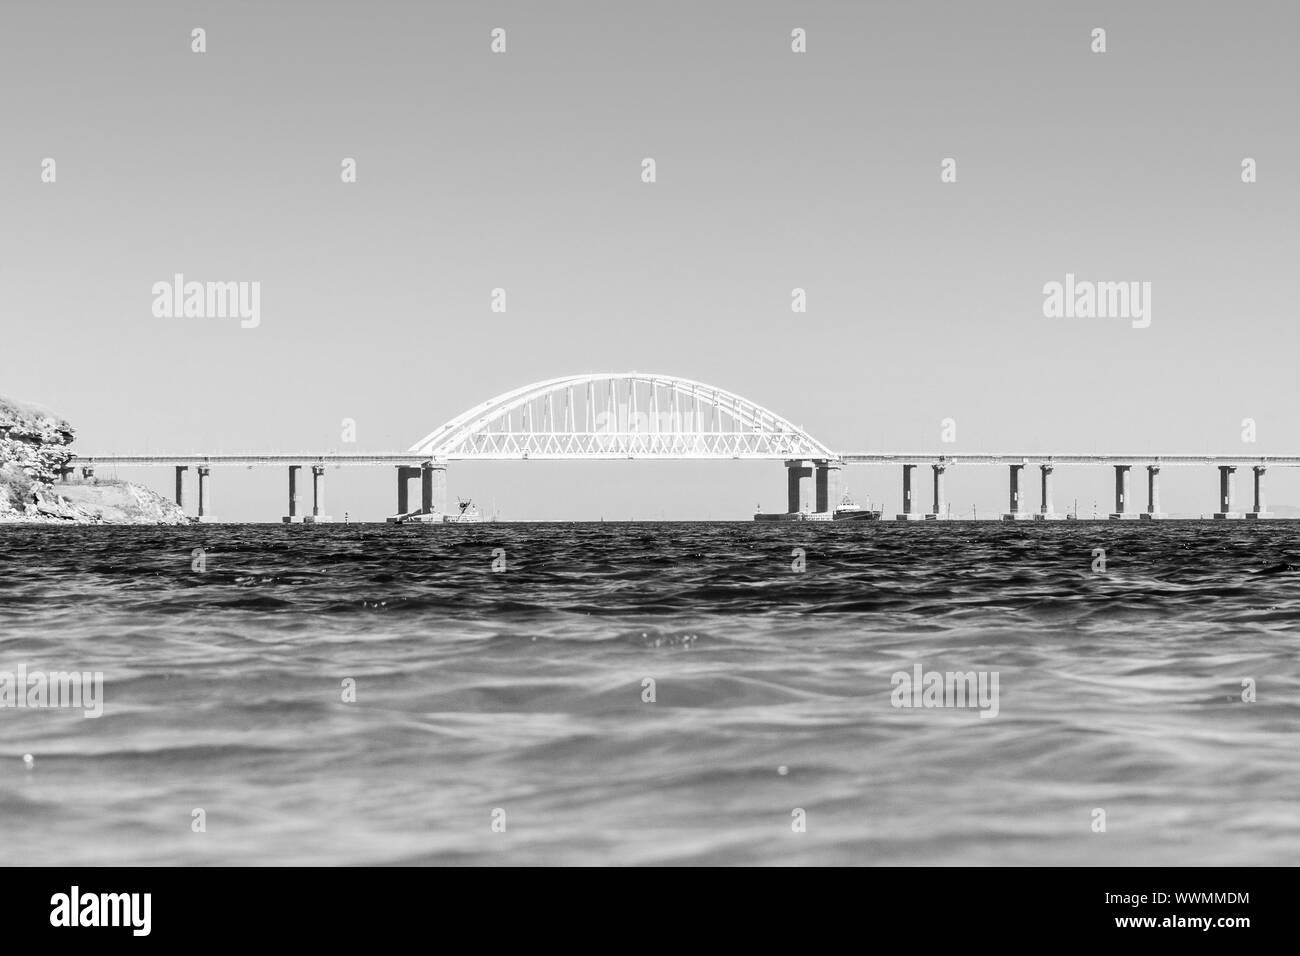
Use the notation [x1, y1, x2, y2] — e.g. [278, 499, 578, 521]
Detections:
[72, 372, 1293, 521]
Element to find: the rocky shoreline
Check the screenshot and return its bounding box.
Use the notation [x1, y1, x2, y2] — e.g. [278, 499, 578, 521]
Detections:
[1, 396, 190, 525]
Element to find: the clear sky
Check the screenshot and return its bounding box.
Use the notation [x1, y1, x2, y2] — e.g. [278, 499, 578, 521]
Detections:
[2, 1, 1297, 519]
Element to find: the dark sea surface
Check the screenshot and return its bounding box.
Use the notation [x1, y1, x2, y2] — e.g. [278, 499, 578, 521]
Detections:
[2, 522, 1298, 866]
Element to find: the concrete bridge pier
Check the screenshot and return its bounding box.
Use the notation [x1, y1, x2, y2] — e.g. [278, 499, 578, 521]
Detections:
[282, 465, 304, 523]
[174, 466, 187, 509]
[1033, 464, 1057, 520]
[896, 464, 923, 520]
[1141, 465, 1165, 519]
[304, 465, 332, 523]
[927, 463, 947, 519]
[1003, 463, 1030, 520]
[395, 466, 419, 515]
[1248, 465, 1269, 519]
[1215, 465, 1240, 519]
[196, 465, 216, 522]
[814, 461, 832, 514]
[386, 465, 426, 523]
[421, 462, 447, 515]
[786, 460, 813, 513]
[1110, 465, 1137, 519]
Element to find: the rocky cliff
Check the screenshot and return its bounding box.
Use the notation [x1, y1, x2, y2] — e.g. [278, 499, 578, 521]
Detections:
[0, 396, 190, 524]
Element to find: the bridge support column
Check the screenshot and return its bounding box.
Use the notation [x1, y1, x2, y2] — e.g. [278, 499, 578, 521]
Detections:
[1215, 465, 1240, 519]
[196, 465, 216, 522]
[421, 463, 447, 516]
[1109, 465, 1137, 519]
[174, 466, 187, 509]
[927, 464, 947, 519]
[1141, 465, 1165, 519]
[896, 464, 922, 520]
[786, 460, 813, 514]
[304, 465, 332, 523]
[81, 465, 95, 481]
[1033, 464, 1057, 520]
[1003, 464, 1029, 520]
[814, 462, 831, 514]
[282, 466, 304, 523]
[1247, 465, 1269, 519]
[392, 466, 419, 518]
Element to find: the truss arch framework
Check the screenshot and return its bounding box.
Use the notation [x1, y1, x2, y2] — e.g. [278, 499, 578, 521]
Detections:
[408, 373, 836, 461]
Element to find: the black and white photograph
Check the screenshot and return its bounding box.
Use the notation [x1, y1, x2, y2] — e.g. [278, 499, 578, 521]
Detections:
[0, 0, 1292, 932]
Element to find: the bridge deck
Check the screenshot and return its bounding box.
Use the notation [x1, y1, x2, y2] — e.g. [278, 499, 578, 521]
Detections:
[838, 454, 1300, 466]
[72, 452, 1300, 467]
[73, 454, 431, 467]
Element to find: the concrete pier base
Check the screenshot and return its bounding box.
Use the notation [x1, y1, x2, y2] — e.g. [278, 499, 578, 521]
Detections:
[786, 460, 813, 514]
[1146, 465, 1162, 520]
[421, 462, 447, 516]
[1031, 513, 1064, 521]
[1216, 465, 1238, 519]
[1111, 465, 1133, 520]
[814, 462, 834, 514]
[396, 466, 418, 515]
[307, 465, 332, 523]
[1244, 512, 1271, 520]
[1250, 465, 1267, 519]
[1003, 463, 1027, 520]
[282, 465, 303, 524]
[897, 463, 919, 521]
[1139, 513, 1167, 520]
[387, 463, 446, 523]
[927, 463, 947, 519]
[196, 465, 215, 522]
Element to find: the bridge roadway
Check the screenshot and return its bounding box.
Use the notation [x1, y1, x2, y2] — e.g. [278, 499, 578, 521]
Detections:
[68, 453, 436, 523]
[832, 453, 1295, 521]
[71, 453, 430, 467]
[74, 452, 1300, 467]
[68, 451, 1298, 523]
[838, 453, 1300, 465]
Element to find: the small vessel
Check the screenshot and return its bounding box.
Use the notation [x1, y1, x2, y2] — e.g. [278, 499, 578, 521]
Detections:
[832, 490, 882, 522]
[444, 497, 483, 524]
[752, 502, 834, 523]
[387, 510, 441, 524]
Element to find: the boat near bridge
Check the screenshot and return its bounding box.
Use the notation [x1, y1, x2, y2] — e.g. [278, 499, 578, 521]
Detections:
[832, 490, 883, 522]
[444, 498, 483, 524]
[387, 497, 483, 524]
[755, 489, 881, 523]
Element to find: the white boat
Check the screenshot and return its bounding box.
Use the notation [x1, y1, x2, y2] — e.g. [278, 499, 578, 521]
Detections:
[386, 510, 441, 524]
[444, 498, 483, 524]
[833, 490, 882, 522]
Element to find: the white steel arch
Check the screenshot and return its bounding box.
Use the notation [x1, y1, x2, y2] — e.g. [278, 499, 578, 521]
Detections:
[408, 373, 836, 461]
